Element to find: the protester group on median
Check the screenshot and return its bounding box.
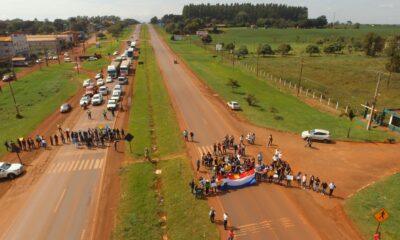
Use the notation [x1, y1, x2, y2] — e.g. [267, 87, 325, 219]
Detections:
[4, 124, 126, 153]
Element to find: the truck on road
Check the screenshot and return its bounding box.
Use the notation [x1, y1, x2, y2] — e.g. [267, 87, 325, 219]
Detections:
[107, 60, 121, 78]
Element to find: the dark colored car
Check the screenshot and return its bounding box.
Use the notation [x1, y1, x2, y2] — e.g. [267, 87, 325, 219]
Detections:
[60, 103, 72, 113]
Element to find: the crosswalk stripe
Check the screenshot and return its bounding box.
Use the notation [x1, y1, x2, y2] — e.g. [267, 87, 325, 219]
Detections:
[71, 160, 80, 171]
[201, 146, 207, 155]
[48, 164, 57, 173]
[78, 160, 86, 171]
[67, 161, 76, 172]
[196, 147, 203, 157]
[54, 162, 65, 173]
[98, 158, 104, 169]
[62, 161, 72, 172]
[83, 160, 90, 170]
[87, 159, 96, 170]
[206, 145, 213, 153]
[94, 159, 100, 169]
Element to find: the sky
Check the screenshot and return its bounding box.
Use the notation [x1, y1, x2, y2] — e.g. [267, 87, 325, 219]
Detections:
[0, 0, 399, 24]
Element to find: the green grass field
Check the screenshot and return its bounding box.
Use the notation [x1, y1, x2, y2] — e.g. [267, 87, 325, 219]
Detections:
[82, 27, 134, 72]
[209, 26, 400, 110]
[157, 27, 396, 141]
[114, 25, 219, 240]
[346, 173, 400, 239]
[0, 63, 87, 158]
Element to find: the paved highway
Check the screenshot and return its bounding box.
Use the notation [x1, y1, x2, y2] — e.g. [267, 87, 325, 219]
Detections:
[1, 25, 141, 240]
[148, 25, 321, 239]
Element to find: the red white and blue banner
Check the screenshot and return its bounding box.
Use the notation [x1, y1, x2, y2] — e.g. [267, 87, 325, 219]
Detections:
[218, 169, 256, 189]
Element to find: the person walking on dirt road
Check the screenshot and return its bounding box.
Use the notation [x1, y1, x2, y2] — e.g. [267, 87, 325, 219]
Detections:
[190, 131, 194, 141]
[223, 212, 229, 230]
[268, 134, 273, 147]
[103, 110, 107, 120]
[328, 182, 336, 197]
[114, 139, 118, 151]
[183, 130, 188, 141]
[305, 137, 312, 148]
[209, 207, 216, 223]
[111, 109, 115, 117]
[257, 152, 263, 165]
[87, 110, 92, 119]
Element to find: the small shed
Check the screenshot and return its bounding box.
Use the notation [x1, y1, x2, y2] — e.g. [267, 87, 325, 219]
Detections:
[383, 108, 400, 133]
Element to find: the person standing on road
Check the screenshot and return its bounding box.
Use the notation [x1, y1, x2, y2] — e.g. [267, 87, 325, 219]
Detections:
[103, 110, 108, 120]
[257, 152, 263, 165]
[301, 174, 307, 189]
[305, 137, 312, 148]
[190, 131, 194, 141]
[87, 110, 92, 119]
[209, 207, 216, 223]
[321, 182, 328, 195]
[309, 175, 315, 190]
[183, 130, 188, 141]
[223, 212, 229, 230]
[328, 182, 336, 197]
[114, 139, 118, 151]
[49, 135, 54, 146]
[227, 230, 235, 240]
[111, 109, 115, 117]
[268, 134, 273, 147]
[196, 159, 201, 172]
[54, 134, 59, 146]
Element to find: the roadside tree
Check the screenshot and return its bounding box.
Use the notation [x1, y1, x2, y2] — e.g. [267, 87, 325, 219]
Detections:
[235, 45, 248, 58]
[276, 44, 292, 55]
[384, 35, 400, 86]
[363, 32, 385, 57]
[257, 44, 274, 57]
[226, 78, 240, 92]
[150, 16, 159, 24]
[340, 109, 356, 138]
[305, 45, 320, 56]
[201, 35, 213, 44]
[225, 42, 235, 53]
[245, 94, 258, 106]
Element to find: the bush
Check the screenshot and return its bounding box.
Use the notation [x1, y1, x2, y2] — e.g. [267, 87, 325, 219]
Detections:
[245, 94, 258, 106]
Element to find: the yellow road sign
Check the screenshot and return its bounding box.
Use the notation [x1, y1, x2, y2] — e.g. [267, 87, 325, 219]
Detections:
[374, 209, 389, 223]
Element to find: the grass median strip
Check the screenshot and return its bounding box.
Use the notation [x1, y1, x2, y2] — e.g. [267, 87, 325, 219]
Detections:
[115, 25, 219, 240]
[156, 27, 396, 142]
[0, 63, 87, 158]
[346, 173, 400, 239]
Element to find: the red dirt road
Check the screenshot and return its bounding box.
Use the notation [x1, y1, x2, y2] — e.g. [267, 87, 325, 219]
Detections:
[148, 25, 400, 239]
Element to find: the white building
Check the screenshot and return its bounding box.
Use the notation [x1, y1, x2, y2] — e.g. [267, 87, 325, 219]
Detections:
[0, 33, 30, 62]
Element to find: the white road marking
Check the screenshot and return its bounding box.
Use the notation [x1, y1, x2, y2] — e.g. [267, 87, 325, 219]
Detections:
[54, 188, 67, 213]
[98, 158, 104, 169]
[94, 159, 100, 169]
[78, 160, 86, 171]
[80, 229, 86, 240]
[83, 159, 91, 170]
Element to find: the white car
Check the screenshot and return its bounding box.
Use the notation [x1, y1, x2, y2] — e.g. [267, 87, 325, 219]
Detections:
[95, 73, 103, 79]
[64, 57, 71, 62]
[52, 56, 58, 60]
[107, 99, 117, 110]
[0, 162, 24, 179]
[106, 76, 113, 83]
[35, 59, 44, 64]
[79, 95, 91, 106]
[227, 101, 241, 110]
[301, 129, 331, 142]
[99, 86, 109, 96]
[97, 78, 105, 86]
[88, 56, 98, 61]
[113, 51, 119, 56]
[82, 79, 93, 87]
[118, 76, 128, 85]
[91, 94, 103, 106]
[113, 84, 122, 92]
[111, 91, 121, 101]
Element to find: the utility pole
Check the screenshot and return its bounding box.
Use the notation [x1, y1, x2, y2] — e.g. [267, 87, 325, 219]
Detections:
[75, 56, 80, 74]
[8, 81, 21, 118]
[44, 49, 49, 67]
[297, 58, 304, 97]
[367, 73, 382, 130]
[256, 52, 260, 76]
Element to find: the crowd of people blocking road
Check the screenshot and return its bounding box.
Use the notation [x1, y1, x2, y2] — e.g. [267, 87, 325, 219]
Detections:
[188, 132, 337, 199]
[4, 125, 126, 152]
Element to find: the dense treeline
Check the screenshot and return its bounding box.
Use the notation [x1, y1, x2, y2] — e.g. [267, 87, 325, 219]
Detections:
[158, 3, 328, 35]
[182, 3, 307, 23]
[0, 16, 139, 35]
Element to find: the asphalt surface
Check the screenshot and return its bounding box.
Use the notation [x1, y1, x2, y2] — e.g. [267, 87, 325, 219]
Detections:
[1, 25, 141, 240]
[148, 25, 321, 239]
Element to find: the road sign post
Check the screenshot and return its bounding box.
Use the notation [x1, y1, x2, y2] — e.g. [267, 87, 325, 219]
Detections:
[373, 208, 389, 237]
[124, 133, 134, 153]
